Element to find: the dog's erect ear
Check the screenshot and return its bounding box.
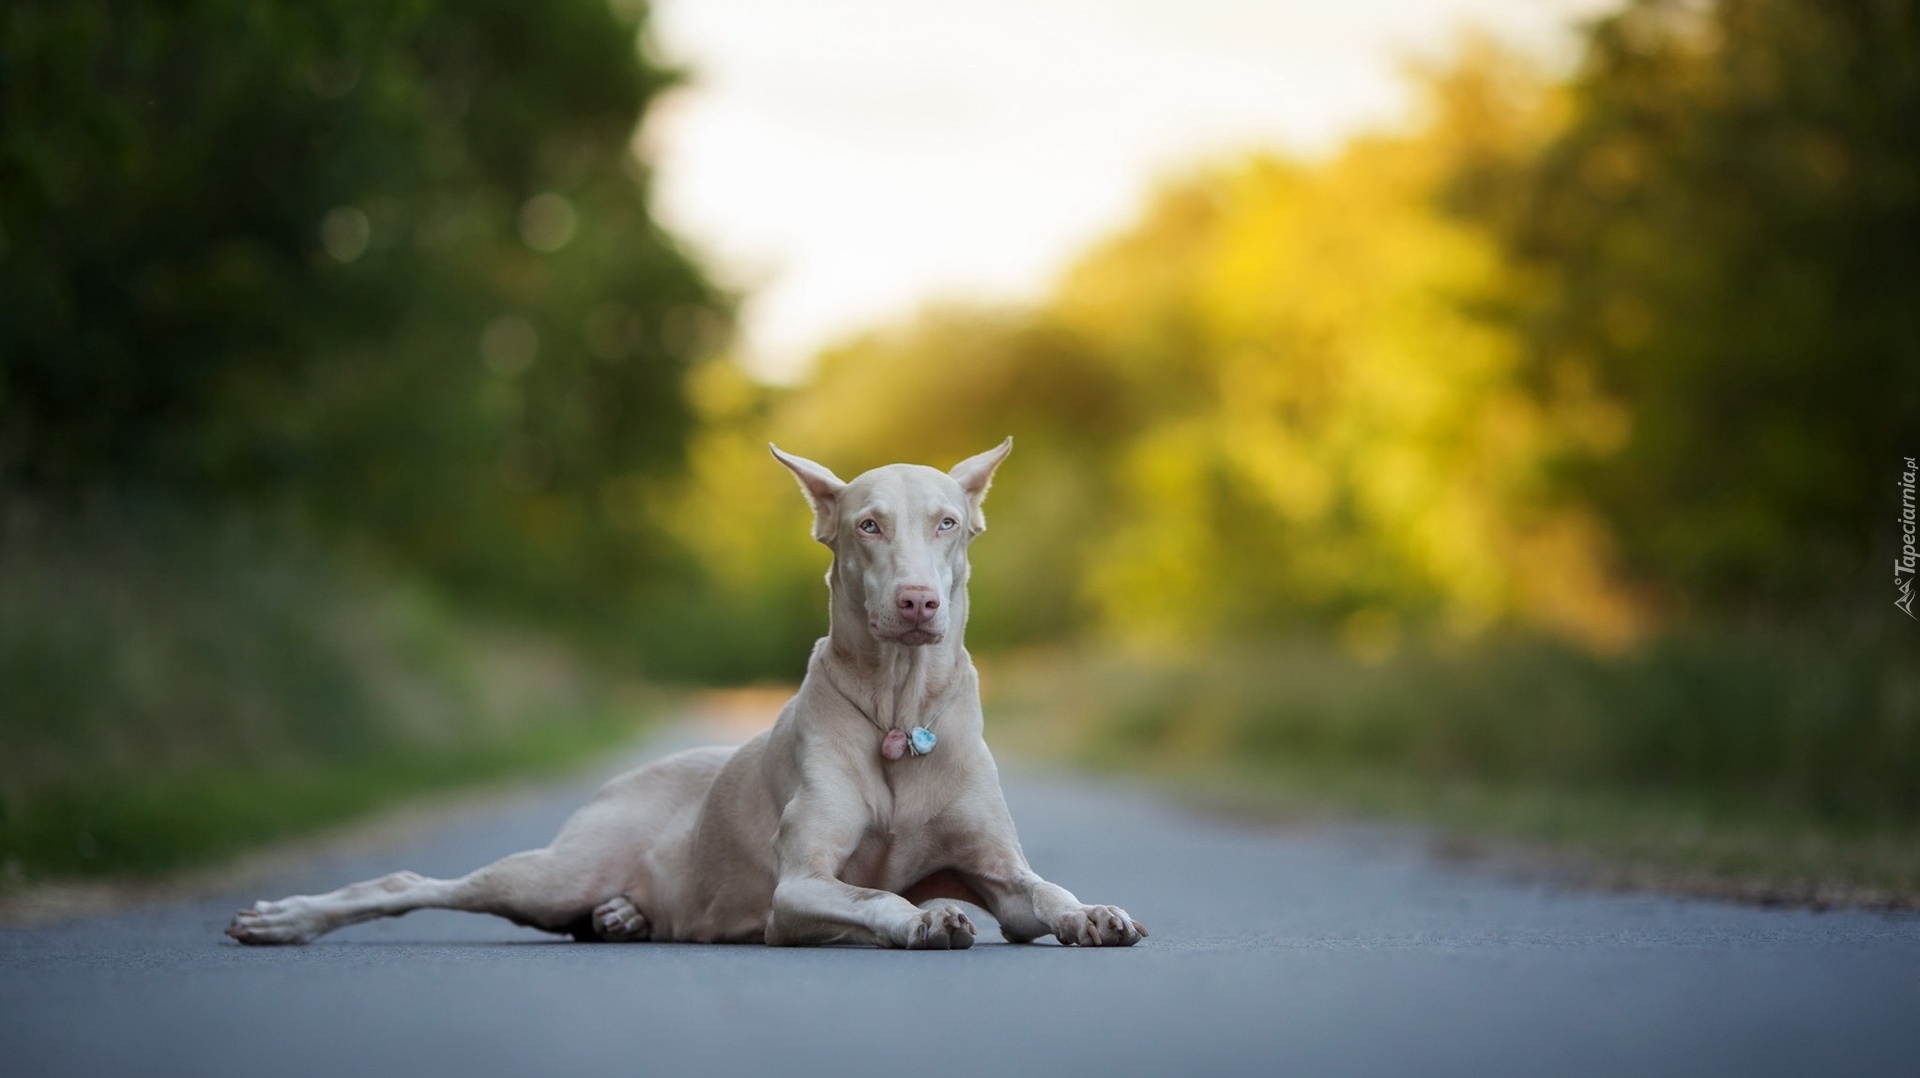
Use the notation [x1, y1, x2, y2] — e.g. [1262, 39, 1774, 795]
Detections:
[948, 437, 1012, 535]
[770, 445, 848, 543]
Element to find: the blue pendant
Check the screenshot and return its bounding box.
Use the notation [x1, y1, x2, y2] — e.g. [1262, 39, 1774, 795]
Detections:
[908, 727, 937, 756]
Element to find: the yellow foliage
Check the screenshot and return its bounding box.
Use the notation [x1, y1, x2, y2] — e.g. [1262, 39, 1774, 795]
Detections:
[1048, 40, 1642, 646]
[650, 362, 821, 601]
[656, 38, 1645, 653]
[1080, 422, 1219, 643]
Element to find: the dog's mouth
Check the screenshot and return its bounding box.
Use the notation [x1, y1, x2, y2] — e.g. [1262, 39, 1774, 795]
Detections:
[871, 622, 945, 647]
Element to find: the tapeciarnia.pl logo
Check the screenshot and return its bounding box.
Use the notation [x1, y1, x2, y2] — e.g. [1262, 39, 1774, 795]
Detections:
[1899, 456, 1918, 619]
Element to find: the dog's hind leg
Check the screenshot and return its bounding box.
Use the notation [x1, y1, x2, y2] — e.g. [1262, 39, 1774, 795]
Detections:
[226, 847, 636, 946]
[225, 749, 728, 946]
[227, 869, 476, 945]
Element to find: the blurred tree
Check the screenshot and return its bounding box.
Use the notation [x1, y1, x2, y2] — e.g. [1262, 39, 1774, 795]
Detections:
[1462, 0, 1920, 615]
[0, 0, 727, 629]
[1048, 78, 1640, 649]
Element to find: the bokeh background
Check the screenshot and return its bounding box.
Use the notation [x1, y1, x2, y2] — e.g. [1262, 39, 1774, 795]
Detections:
[3, 0, 1916, 896]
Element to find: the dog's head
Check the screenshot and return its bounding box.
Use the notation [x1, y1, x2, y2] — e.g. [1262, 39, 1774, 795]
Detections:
[772, 439, 1012, 647]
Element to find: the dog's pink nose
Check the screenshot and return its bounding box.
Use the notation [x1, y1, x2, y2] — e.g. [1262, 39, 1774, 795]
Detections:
[896, 586, 940, 623]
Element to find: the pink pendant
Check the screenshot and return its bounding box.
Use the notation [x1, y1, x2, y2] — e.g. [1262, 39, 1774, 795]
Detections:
[881, 728, 908, 761]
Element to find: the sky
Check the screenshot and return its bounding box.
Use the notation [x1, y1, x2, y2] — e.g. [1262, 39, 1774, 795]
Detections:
[641, 0, 1613, 382]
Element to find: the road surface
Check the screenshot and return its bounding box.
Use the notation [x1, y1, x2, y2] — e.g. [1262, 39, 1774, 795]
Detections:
[3, 721, 1916, 1077]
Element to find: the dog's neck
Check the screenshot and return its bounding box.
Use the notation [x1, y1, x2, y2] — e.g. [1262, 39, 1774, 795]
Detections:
[823, 559, 970, 731]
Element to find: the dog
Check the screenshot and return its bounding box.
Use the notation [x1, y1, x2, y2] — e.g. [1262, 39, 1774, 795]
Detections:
[227, 440, 1145, 948]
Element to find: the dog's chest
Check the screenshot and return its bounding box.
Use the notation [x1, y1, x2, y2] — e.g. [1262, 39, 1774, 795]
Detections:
[841, 827, 943, 892]
[839, 785, 952, 891]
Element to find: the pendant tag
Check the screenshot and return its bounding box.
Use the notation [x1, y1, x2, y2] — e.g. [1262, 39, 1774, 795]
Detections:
[881, 729, 908, 761]
[908, 727, 937, 756]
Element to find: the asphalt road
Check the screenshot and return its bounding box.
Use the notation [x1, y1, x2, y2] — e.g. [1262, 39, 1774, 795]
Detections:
[3, 722, 1916, 1078]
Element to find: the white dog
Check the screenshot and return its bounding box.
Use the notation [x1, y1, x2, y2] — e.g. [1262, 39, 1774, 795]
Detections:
[228, 440, 1145, 948]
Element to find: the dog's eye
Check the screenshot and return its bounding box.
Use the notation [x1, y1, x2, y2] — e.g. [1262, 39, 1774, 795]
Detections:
[858, 519, 881, 535]
[938, 517, 957, 532]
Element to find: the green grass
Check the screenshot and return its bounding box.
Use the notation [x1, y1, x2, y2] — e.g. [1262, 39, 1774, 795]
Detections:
[0, 498, 665, 891]
[983, 627, 1920, 906]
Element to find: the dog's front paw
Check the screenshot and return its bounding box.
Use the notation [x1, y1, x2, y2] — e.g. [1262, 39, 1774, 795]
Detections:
[903, 904, 976, 950]
[1053, 904, 1146, 947]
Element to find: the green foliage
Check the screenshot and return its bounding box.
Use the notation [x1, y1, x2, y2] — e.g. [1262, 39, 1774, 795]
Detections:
[0, 0, 728, 630]
[1466, 0, 1920, 611]
[995, 623, 1920, 829]
[0, 498, 656, 883]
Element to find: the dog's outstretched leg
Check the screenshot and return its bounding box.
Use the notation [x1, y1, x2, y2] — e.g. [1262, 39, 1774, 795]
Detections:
[226, 848, 636, 945]
[226, 870, 463, 945]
